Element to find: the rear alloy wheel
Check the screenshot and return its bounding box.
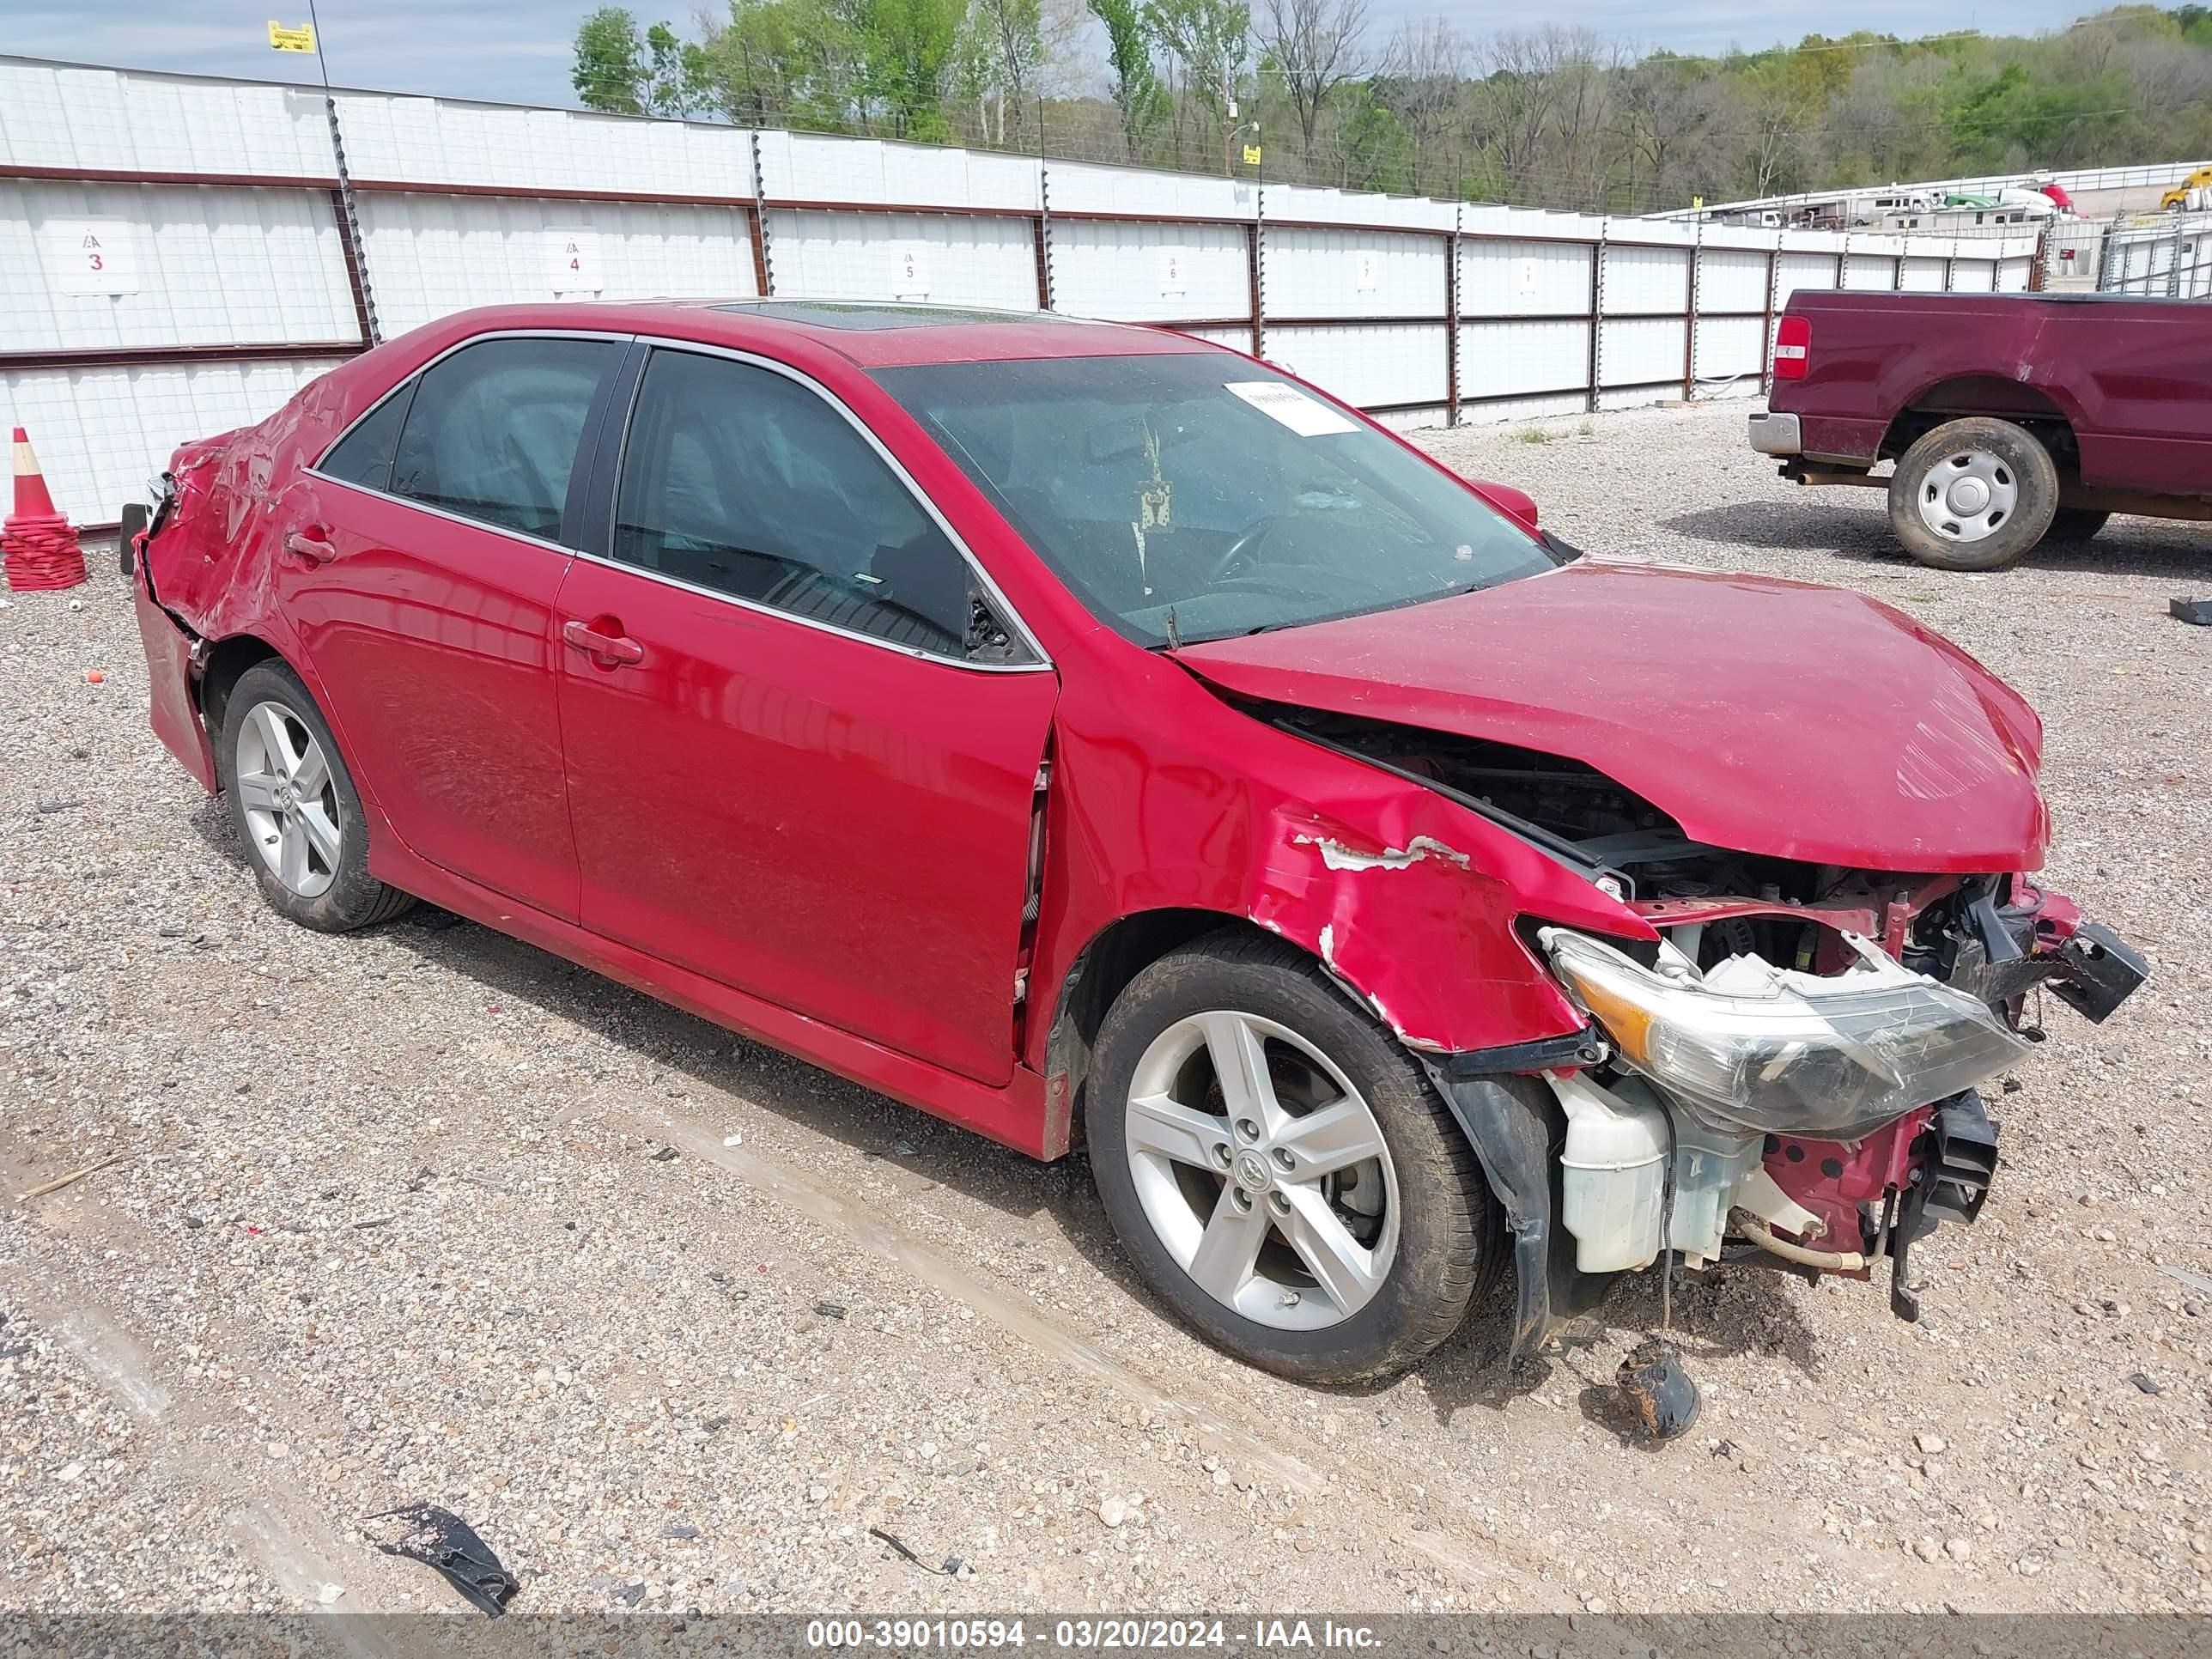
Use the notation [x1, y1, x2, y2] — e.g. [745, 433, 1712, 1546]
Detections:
[218, 659, 415, 932]
[1088, 933, 1498, 1383]
[1887, 416, 2058, 571]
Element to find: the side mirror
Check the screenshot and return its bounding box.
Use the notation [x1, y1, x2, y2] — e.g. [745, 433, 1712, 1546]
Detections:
[1468, 479, 1540, 533]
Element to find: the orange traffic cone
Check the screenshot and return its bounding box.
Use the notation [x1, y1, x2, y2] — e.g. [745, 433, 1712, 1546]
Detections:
[3, 427, 88, 592]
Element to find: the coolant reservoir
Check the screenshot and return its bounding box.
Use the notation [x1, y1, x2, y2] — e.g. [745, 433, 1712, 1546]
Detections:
[1553, 1073, 1668, 1273]
[1668, 1116, 1763, 1264]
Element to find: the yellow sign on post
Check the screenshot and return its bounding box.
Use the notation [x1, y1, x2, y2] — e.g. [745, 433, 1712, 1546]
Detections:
[1242, 144, 1262, 167]
[267, 21, 317, 51]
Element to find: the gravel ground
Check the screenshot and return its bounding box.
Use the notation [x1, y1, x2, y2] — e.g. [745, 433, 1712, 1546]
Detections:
[3, 398, 2209, 1621]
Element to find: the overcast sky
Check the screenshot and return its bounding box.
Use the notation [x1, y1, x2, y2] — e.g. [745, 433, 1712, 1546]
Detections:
[5, 0, 2104, 110]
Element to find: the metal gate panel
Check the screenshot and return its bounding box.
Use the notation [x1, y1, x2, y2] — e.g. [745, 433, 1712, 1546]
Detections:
[1052, 219, 1248, 324]
[357, 192, 758, 337]
[1266, 228, 1443, 320]
[769, 210, 1036, 309]
[1459, 238, 1594, 319]
[1, 180, 356, 352]
[1458, 319, 1589, 398]
[1266, 322, 1449, 409]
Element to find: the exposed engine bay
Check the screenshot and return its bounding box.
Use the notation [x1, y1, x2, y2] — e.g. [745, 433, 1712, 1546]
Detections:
[1268, 702, 2150, 1340]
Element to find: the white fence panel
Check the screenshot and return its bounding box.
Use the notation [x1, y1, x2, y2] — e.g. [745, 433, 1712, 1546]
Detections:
[1693, 316, 1765, 386]
[0, 62, 335, 177]
[1899, 256, 1948, 292]
[1267, 323, 1449, 409]
[2, 180, 356, 351]
[359, 193, 759, 337]
[770, 210, 1035, 308]
[1459, 238, 1592, 319]
[1053, 219, 1246, 323]
[2, 357, 347, 526]
[1044, 162, 1250, 222]
[1842, 255, 1899, 290]
[1599, 318, 1683, 388]
[1601, 243, 1688, 313]
[1699, 248, 1769, 313]
[1265, 228, 1442, 319]
[333, 94, 757, 200]
[1996, 256, 2033, 292]
[1459, 319, 1589, 400]
[1774, 250, 1839, 308]
[778, 133, 1039, 213]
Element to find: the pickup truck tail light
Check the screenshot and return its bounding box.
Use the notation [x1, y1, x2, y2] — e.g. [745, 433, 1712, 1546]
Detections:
[1773, 314, 1811, 380]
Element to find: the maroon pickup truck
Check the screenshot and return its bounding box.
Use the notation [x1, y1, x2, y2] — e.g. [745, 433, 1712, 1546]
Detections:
[1749, 289, 2212, 570]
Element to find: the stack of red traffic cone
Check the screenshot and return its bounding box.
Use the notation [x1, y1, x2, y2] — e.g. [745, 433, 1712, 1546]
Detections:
[3, 427, 88, 592]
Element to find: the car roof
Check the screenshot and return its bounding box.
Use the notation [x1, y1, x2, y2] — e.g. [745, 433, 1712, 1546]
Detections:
[458, 298, 1223, 369]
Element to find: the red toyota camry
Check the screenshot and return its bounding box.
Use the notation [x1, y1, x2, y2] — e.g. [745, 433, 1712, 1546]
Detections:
[128, 301, 2144, 1384]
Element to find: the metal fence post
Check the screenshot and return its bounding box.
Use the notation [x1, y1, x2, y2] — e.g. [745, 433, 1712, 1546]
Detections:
[1760, 230, 1782, 397]
[1682, 218, 1702, 403]
[749, 130, 775, 297]
[1586, 222, 1607, 414]
[1033, 100, 1055, 311]
[1250, 155, 1268, 361]
[322, 96, 380, 345]
[2170, 212, 2187, 299]
[1446, 204, 1462, 427]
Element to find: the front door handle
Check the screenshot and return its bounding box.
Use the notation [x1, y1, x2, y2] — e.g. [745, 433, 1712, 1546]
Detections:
[562, 617, 644, 665]
[284, 528, 337, 564]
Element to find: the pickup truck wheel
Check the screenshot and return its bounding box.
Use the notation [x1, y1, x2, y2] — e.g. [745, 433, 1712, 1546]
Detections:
[217, 659, 416, 933]
[2044, 508, 2111, 544]
[1087, 932, 1501, 1384]
[1887, 416, 2058, 571]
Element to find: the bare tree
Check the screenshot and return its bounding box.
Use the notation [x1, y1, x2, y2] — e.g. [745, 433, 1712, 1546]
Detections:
[1374, 17, 1465, 191]
[1256, 0, 1370, 166]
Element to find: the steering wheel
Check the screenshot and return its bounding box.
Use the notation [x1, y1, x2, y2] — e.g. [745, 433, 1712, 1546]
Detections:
[1206, 515, 1289, 584]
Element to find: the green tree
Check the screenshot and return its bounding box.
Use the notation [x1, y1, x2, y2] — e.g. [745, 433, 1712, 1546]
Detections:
[1143, 0, 1251, 171]
[1090, 0, 1169, 157]
[574, 7, 709, 115]
[574, 7, 649, 112]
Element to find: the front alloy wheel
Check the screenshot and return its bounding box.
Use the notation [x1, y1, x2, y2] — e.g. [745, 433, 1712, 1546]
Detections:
[1124, 1010, 1400, 1330]
[1089, 933, 1499, 1383]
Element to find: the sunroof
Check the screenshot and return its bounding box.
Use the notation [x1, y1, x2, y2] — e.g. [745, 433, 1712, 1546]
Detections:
[714, 301, 1052, 331]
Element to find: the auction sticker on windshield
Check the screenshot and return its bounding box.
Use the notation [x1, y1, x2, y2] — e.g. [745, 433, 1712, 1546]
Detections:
[1224, 380, 1358, 436]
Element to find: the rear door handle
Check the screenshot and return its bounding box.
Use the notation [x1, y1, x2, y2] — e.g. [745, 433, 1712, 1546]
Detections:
[284, 528, 337, 564]
[562, 618, 644, 665]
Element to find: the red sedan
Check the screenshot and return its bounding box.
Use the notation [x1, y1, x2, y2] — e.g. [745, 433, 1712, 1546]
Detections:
[128, 301, 2144, 1384]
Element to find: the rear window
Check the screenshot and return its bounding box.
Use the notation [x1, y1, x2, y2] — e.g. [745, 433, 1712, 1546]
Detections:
[383, 337, 620, 544]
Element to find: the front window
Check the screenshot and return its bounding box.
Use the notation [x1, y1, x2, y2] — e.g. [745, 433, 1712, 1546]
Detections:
[876, 353, 1555, 647]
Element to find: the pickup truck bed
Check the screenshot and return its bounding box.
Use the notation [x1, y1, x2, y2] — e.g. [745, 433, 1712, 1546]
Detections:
[1751, 288, 2212, 569]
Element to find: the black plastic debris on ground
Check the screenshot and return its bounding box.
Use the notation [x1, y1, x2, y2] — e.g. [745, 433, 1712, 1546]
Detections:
[2172, 597, 2212, 626]
[365, 1503, 521, 1616]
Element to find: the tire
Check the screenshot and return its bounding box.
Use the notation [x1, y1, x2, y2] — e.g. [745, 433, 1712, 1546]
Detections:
[1887, 416, 2059, 572]
[1088, 931, 1501, 1385]
[2043, 508, 2110, 544]
[216, 659, 415, 932]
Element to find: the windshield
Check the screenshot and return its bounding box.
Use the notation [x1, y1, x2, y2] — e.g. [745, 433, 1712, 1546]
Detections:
[874, 353, 1557, 646]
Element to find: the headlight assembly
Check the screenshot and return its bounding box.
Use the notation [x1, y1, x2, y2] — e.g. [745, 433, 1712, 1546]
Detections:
[1537, 926, 2031, 1139]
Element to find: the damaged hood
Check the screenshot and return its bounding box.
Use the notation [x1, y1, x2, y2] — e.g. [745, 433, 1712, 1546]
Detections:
[1175, 561, 2048, 872]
